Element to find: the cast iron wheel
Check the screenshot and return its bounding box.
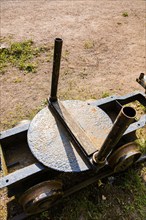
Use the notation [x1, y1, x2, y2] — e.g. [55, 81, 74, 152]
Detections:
[108, 142, 141, 173]
[19, 180, 63, 214]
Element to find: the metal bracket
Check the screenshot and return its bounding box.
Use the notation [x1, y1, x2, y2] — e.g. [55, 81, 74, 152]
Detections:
[49, 100, 94, 168]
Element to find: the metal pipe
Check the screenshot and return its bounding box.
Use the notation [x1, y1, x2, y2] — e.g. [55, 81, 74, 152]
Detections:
[50, 38, 63, 102]
[93, 106, 136, 164]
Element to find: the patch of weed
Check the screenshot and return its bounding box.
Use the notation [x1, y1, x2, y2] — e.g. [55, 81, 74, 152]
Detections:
[84, 40, 94, 49]
[40, 99, 48, 107]
[46, 51, 53, 62]
[13, 77, 22, 83]
[79, 70, 88, 79]
[136, 134, 146, 154]
[63, 49, 70, 60]
[101, 91, 110, 98]
[0, 40, 49, 73]
[122, 12, 129, 17]
[0, 103, 44, 130]
[39, 211, 51, 219]
[48, 185, 102, 220]
[19, 62, 37, 73]
[117, 169, 146, 218]
[134, 101, 146, 114]
[63, 68, 72, 76]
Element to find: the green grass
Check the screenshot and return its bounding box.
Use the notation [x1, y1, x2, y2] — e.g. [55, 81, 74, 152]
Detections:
[0, 100, 46, 130]
[31, 165, 146, 220]
[13, 77, 22, 83]
[0, 40, 49, 73]
[62, 49, 70, 61]
[118, 168, 146, 218]
[122, 12, 129, 17]
[101, 91, 110, 98]
[136, 135, 146, 154]
[84, 40, 94, 49]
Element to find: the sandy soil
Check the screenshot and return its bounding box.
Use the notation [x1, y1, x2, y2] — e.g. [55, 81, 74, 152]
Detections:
[0, 0, 146, 219]
[1, 0, 146, 129]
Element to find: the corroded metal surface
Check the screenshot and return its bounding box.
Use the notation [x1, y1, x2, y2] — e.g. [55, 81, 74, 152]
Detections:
[93, 106, 136, 163]
[28, 100, 113, 172]
[19, 180, 63, 214]
[108, 142, 141, 172]
[50, 100, 101, 156]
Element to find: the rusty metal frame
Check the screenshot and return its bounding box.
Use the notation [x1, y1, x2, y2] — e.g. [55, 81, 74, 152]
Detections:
[0, 91, 146, 190]
[0, 92, 145, 220]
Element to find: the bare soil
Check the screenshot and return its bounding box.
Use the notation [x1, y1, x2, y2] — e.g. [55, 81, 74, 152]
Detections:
[0, 0, 146, 220]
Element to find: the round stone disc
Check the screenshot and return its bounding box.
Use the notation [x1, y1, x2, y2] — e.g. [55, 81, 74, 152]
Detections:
[28, 100, 113, 172]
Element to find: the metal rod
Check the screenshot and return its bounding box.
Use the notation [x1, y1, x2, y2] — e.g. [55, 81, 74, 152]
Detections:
[50, 38, 63, 102]
[63, 166, 113, 198]
[93, 106, 136, 163]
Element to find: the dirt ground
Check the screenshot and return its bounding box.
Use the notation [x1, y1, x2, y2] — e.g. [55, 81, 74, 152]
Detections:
[1, 0, 146, 129]
[0, 0, 146, 220]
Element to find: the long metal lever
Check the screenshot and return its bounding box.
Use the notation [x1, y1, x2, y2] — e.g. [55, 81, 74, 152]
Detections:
[50, 38, 63, 102]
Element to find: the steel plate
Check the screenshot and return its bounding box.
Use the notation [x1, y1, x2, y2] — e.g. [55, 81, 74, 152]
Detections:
[28, 100, 113, 172]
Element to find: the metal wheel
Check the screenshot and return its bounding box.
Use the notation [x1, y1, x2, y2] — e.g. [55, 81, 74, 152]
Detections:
[108, 142, 141, 173]
[19, 180, 63, 214]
